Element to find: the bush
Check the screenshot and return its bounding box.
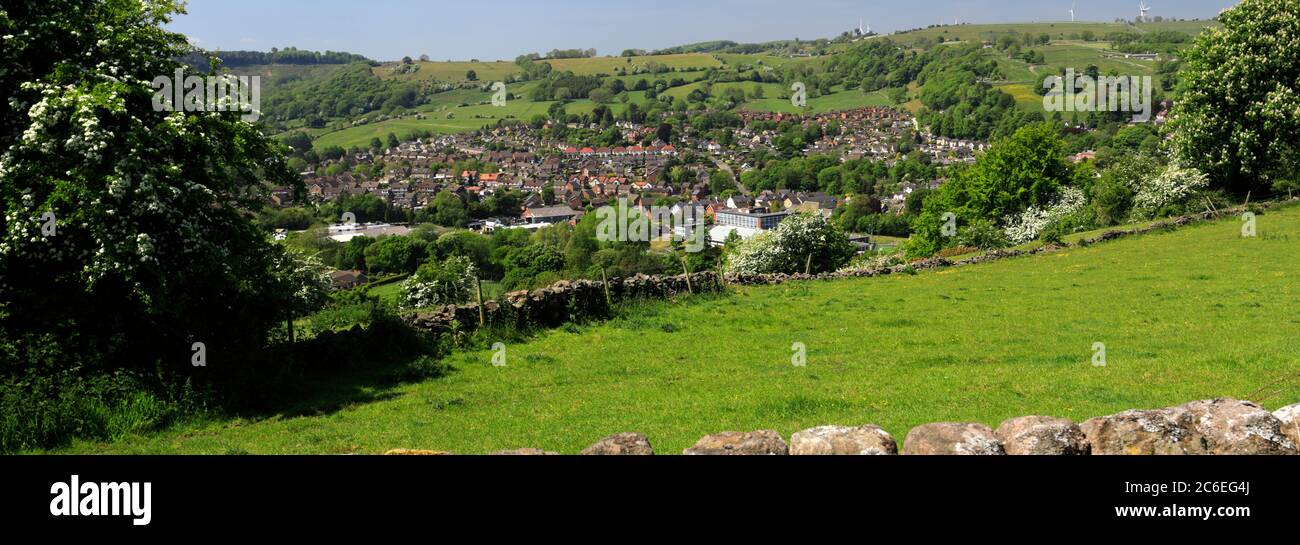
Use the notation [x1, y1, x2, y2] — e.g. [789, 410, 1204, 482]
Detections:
[0, 371, 204, 452]
[724, 213, 856, 274]
[1089, 172, 1137, 227]
[363, 235, 429, 275]
[1002, 187, 1087, 244]
[401, 255, 477, 309]
[310, 289, 386, 332]
[1130, 162, 1211, 220]
[958, 218, 1012, 250]
[1038, 220, 1068, 245]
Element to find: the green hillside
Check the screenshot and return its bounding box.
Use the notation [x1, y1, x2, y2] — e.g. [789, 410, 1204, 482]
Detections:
[263, 20, 1221, 150]
[887, 20, 1217, 47]
[59, 203, 1300, 454]
[376, 53, 722, 84]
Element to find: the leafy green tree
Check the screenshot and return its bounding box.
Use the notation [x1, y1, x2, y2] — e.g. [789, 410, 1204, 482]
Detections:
[908, 123, 1075, 256]
[434, 230, 495, 277]
[336, 236, 375, 271]
[1170, 0, 1300, 194]
[656, 123, 673, 143]
[565, 212, 600, 273]
[429, 190, 469, 227]
[709, 169, 735, 194]
[283, 132, 313, 155]
[0, 0, 324, 449]
[362, 236, 427, 274]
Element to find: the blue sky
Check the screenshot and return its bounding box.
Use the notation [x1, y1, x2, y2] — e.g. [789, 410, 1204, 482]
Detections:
[169, 0, 1240, 61]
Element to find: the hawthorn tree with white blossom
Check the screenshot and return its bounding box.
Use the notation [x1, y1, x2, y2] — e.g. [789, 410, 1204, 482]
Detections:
[724, 213, 855, 275]
[1169, 0, 1300, 194]
[0, 0, 316, 447]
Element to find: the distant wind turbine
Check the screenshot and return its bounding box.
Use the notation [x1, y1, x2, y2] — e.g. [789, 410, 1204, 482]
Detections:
[1139, 2, 1151, 23]
[1069, 2, 1076, 22]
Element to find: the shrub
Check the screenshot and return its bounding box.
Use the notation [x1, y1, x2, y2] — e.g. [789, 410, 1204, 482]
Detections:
[400, 255, 477, 309]
[1090, 172, 1137, 227]
[958, 218, 1013, 250]
[1038, 220, 1068, 245]
[725, 213, 856, 274]
[1002, 187, 1087, 244]
[0, 370, 204, 452]
[1130, 162, 1211, 220]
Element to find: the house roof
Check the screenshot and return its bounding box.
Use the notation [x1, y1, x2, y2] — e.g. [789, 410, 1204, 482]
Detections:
[524, 206, 579, 217]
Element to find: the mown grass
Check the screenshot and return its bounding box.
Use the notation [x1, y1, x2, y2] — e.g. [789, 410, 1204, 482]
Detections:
[311, 92, 641, 150]
[58, 205, 1300, 454]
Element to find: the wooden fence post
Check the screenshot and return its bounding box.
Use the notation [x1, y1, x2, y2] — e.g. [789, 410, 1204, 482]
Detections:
[681, 255, 693, 295]
[475, 276, 485, 328]
[600, 267, 612, 309]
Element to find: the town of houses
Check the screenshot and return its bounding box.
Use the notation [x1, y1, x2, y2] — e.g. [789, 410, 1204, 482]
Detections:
[281, 106, 989, 244]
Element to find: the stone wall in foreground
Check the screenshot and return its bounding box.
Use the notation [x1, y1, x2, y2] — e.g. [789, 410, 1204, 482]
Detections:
[385, 399, 1300, 455]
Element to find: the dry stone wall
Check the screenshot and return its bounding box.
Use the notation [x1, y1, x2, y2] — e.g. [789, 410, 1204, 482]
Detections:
[385, 399, 1300, 455]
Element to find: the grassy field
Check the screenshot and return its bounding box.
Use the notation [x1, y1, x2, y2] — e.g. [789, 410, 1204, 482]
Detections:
[377, 53, 724, 82]
[741, 86, 900, 114]
[985, 40, 1163, 113]
[309, 95, 637, 150]
[59, 204, 1300, 454]
[888, 20, 1216, 48]
[378, 60, 522, 83]
[545, 53, 722, 75]
[714, 53, 826, 71]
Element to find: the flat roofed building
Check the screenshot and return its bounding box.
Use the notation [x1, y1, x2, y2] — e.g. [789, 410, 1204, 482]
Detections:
[715, 209, 790, 231]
